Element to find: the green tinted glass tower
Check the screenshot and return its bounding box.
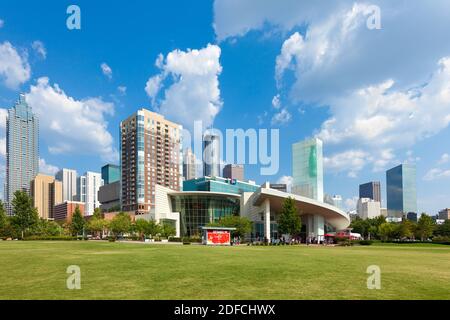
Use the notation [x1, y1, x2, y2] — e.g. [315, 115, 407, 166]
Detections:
[386, 164, 417, 219]
[292, 138, 323, 202]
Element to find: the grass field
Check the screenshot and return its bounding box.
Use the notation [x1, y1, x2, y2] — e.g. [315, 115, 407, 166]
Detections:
[0, 241, 449, 300]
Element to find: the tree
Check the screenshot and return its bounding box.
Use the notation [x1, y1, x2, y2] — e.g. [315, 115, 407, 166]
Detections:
[87, 216, 106, 239]
[208, 215, 252, 239]
[11, 190, 39, 239]
[33, 219, 63, 236]
[378, 222, 395, 241]
[435, 220, 450, 237]
[109, 212, 131, 238]
[0, 200, 7, 230]
[416, 214, 435, 241]
[134, 219, 149, 241]
[70, 206, 85, 237]
[160, 223, 176, 238]
[396, 220, 414, 239]
[144, 219, 161, 239]
[92, 207, 103, 220]
[278, 197, 301, 239]
[0, 200, 11, 238]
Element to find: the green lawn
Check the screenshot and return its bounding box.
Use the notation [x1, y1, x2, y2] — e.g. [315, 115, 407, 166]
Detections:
[0, 241, 449, 300]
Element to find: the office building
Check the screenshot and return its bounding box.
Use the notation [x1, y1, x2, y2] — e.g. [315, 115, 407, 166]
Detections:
[101, 164, 120, 185]
[438, 208, 450, 221]
[120, 109, 182, 214]
[386, 164, 417, 219]
[77, 171, 103, 216]
[357, 198, 381, 220]
[54, 201, 85, 222]
[98, 181, 120, 212]
[223, 164, 244, 181]
[203, 132, 221, 177]
[292, 138, 324, 202]
[30, 174, 63, 219]
[359, 181, 381, 203]
[183, 148, 196, 181]
[56, 168, 77, 202]
[406, 212, 418, 222]
[5, 94, 39, 215]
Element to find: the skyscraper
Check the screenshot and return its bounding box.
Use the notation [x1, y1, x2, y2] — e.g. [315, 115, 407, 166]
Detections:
[386, 164, 417, 219]
[292, 138, 323, 202]
[359, 181, 381, 203]
[183, 148, 196, 181]
[120, 109, 182, 214]
[77, 171, 103, 216]
[223, 164, 244, 181]
[56, 168, 78, 202]
[5, 94, 39, 215]
[101, 164, 120, 185]
[30, 174, 63, 219]
[203, 132, 221, 177]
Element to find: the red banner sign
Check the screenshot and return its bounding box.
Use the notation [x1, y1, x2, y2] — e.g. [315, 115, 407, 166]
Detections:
[207, 231, 230, 245]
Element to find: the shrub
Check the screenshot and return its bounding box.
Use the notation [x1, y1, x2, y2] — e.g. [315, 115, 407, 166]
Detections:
[168, 237, 182, 242]
[23, 235, 76, 241]
[432, 236, 450, 245]
[359, 240, 373, 246]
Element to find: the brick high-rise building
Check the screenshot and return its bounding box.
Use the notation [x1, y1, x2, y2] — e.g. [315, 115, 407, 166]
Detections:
[120, 109, 182, 214]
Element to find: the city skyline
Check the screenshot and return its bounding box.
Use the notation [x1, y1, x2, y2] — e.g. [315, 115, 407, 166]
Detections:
[1, 1, 450, 216]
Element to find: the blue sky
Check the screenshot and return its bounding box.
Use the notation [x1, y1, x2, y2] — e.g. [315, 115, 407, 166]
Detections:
[1, 0, 450, 215]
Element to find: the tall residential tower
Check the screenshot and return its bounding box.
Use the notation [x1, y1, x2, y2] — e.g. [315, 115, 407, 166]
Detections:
[5, 94, 39, 215]
[56, 168, 78, 202]
[120, 109, 182, 214]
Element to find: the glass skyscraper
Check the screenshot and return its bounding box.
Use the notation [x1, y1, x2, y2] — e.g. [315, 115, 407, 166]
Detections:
[292, 138, 324, 202]
[386, 164, 417, 219]
[5, 94, 39, 215]
[359, 181, 381, 203]
[203, 133, 221, 177]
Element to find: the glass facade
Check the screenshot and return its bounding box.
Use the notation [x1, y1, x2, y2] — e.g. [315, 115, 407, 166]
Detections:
[5, 94, 39, 215]
[359, 181, 381, 203]
[101, 164, 120, 185]
[171, 194, 240, 237]
[386, 164, 417, 218]
[292, 138, 323, 202]
[183, 176, 259, 195]
[203, 133, 221, 177]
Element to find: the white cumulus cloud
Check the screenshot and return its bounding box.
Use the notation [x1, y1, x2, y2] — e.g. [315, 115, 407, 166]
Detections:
[101, 63, 112, 79]
[0, 41, 31, 89]
[145, 44, 223, 131]
[25, 77, 118, 162]
[32, 40, 47, 59]
[39, 158, 59, 176]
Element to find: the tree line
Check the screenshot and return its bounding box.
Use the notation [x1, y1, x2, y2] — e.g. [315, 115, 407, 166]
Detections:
[0, 190, 175, 240]
[350, 214, 450, 242]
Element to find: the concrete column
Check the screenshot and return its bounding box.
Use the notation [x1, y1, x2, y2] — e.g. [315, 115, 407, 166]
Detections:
[264, 198, 271, 243]
[313, 215, 325, 243]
